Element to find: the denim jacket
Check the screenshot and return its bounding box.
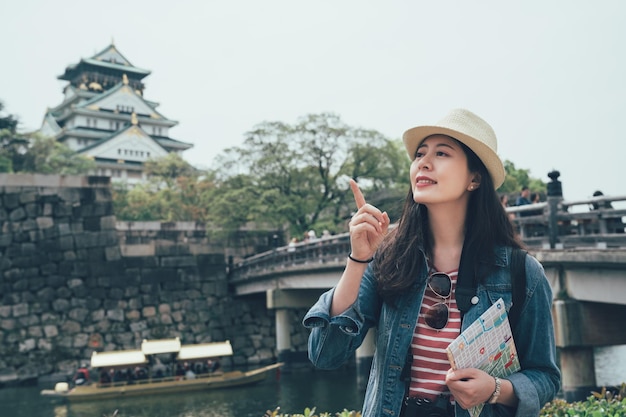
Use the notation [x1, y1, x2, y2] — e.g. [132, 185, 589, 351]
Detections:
[303, 246, 561, 417]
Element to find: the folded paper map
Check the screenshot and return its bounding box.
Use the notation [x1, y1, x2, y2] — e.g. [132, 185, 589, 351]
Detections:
[446, 298, 521, 417]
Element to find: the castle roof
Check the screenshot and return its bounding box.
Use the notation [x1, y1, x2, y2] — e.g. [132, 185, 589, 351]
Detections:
[76, 81, 174, 125]
[58, 44, 151, 82]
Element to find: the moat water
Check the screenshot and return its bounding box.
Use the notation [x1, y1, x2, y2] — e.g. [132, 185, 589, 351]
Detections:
[2, 368, 364, 417]
[3, 345, 625, 417]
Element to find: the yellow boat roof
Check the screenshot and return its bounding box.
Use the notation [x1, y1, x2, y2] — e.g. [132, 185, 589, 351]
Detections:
[141, 338, 181, 355]
[90, 349, 148, 368]
[176, 341, 233, 361]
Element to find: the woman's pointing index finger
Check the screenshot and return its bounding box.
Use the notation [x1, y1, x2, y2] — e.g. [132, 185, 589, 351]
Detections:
[349, 178, 366, 209]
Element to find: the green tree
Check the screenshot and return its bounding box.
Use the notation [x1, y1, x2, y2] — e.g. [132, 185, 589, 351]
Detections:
[210, 113, 406, 237]
[0, 100, 95, 174]
[500, 160, 547, 197]
[0, 101, 24, 173]
[113, 153, 215, 222]
[143, 153, 199, 189]
[0, 101, 18, 132]
[21, 134, 95, 174]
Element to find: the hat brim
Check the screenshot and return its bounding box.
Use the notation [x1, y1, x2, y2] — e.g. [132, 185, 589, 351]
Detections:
[402, 126, 505, 189]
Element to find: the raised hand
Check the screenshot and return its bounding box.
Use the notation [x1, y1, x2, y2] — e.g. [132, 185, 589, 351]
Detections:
[348, 179, 390, 261]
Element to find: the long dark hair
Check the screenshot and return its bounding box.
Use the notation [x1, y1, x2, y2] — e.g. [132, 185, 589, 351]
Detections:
[373, 139, 522, 302]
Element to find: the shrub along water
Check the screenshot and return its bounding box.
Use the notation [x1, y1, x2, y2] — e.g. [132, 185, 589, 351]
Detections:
[261, 384, 626, 417]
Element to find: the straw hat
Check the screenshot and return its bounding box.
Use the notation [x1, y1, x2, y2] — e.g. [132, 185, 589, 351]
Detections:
[402, 108, 505, 189]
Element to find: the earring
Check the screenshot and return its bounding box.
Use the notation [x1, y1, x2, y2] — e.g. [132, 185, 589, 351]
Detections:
[469, 186, 475, 191]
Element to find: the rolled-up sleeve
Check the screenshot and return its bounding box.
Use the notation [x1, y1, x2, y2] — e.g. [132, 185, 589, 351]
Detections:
[303, 265, 380, 370]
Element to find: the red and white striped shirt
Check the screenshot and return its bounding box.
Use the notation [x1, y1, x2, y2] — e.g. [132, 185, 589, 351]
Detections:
[408, 268, 461, 401]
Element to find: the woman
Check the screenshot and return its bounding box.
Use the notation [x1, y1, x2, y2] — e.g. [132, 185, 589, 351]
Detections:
[303, 109, 560, 417]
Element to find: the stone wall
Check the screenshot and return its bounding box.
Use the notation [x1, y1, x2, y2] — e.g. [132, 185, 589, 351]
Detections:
[0, 174, 310, 386]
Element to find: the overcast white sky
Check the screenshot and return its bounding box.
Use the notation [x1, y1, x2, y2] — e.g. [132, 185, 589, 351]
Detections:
[2, 0, 625, 202]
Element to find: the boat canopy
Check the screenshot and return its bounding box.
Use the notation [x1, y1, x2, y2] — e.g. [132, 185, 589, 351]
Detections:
[176, 341, 233, 361]
[91, 349, 148, 368]
[141, 337, 181, 355]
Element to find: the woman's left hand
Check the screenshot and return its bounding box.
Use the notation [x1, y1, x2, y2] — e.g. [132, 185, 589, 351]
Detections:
[445, 368, 495, 409]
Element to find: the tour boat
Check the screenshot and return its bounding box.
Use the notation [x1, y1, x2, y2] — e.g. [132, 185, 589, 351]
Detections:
[40, 338, 283, 402]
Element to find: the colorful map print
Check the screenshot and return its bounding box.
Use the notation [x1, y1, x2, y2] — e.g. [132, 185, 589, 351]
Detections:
[446, 298, 521, 417]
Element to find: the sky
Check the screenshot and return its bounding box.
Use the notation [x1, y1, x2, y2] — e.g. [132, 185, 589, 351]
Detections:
[1, 0, 625, 202]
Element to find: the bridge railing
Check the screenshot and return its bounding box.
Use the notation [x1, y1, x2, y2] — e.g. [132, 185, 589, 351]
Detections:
[508, 194, 626, 249]
[230, 234, 352, 282]
[230, 194, 626, 282]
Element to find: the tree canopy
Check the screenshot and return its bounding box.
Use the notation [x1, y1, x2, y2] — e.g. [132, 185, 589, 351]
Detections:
[112, 153, 213, 222]
[0, 100, 95, 175]
[208, 113, 407, 237]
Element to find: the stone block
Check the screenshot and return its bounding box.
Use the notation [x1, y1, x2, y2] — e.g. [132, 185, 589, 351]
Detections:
[38, 338, 52, 351]
[73, 333, 89, 348]
[36, 217, 54, 229]
[142, 306, 156, 318]
[40, 263, 58, 276]
[0, 306, 11, 318]
[37, 287, 56, 302]
[42, 203, 53, 216]
[18, 191, 37, 204]
[104, 246, 121, 261]
[52, 299, 70, 312]
[107, 287, 123, 300]
[155, 242, 191, 256]
[43, 325, 59, 338]
[1, 319, 16, 330]
[28, 325, 43, 338]
[3, 267, 21, 283]
[91, 309, 105, 321]
[129, 321, 148, 332]
[3, 193, 20, 209]
[27, 277, 45, 291]
[0, 232, 13, 247]
[18, 338, 36, 352]
[57, 222, 71, 236]
[9, 207, 26, 222]
[142, 268, 175, 284]
[21, 218, 37, 231]
[160, 256, 196, 268]
[106, 309, 124, 322]
[59, 235, 74, 251]
[61, 320, 81, 334]
[121, 244, 155, 257]
[12, 303, 28, 317]
[57, 188, 81, 204]
[100, 216, 116, 230]
[100, 230, 120, 246]
[24, 203, 39, 218]
[74, 232, 100, 249]
[83, 217, 101, 231]
[68, 308, 89, 322]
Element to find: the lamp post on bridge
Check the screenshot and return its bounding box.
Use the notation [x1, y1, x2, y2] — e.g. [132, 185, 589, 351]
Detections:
[546, 170, 563, 249]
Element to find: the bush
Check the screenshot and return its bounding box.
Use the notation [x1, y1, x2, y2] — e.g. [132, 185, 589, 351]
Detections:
[264, 384, 626, 417]
[540, 384, 626, 417]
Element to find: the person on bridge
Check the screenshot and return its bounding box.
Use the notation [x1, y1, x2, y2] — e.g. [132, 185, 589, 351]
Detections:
[304, 108, 560, 417]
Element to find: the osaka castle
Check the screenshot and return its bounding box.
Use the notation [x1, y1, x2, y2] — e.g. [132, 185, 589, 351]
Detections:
[39, 43, 193, 182]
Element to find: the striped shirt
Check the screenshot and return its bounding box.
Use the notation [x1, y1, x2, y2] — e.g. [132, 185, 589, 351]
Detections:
[408, 268, 461, 401]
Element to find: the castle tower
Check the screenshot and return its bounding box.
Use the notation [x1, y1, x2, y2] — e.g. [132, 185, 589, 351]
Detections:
[40, 43, 193, 182]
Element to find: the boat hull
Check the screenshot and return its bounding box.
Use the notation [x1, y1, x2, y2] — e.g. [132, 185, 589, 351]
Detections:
[41, 363, 282, 402]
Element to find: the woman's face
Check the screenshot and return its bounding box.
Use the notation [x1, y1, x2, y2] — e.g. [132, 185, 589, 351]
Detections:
[409, 135, 477, 206]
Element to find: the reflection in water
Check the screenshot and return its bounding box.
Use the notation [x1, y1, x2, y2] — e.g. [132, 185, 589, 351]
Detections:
[53, 405, 68, 417]
[4, 369, 364, 417]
